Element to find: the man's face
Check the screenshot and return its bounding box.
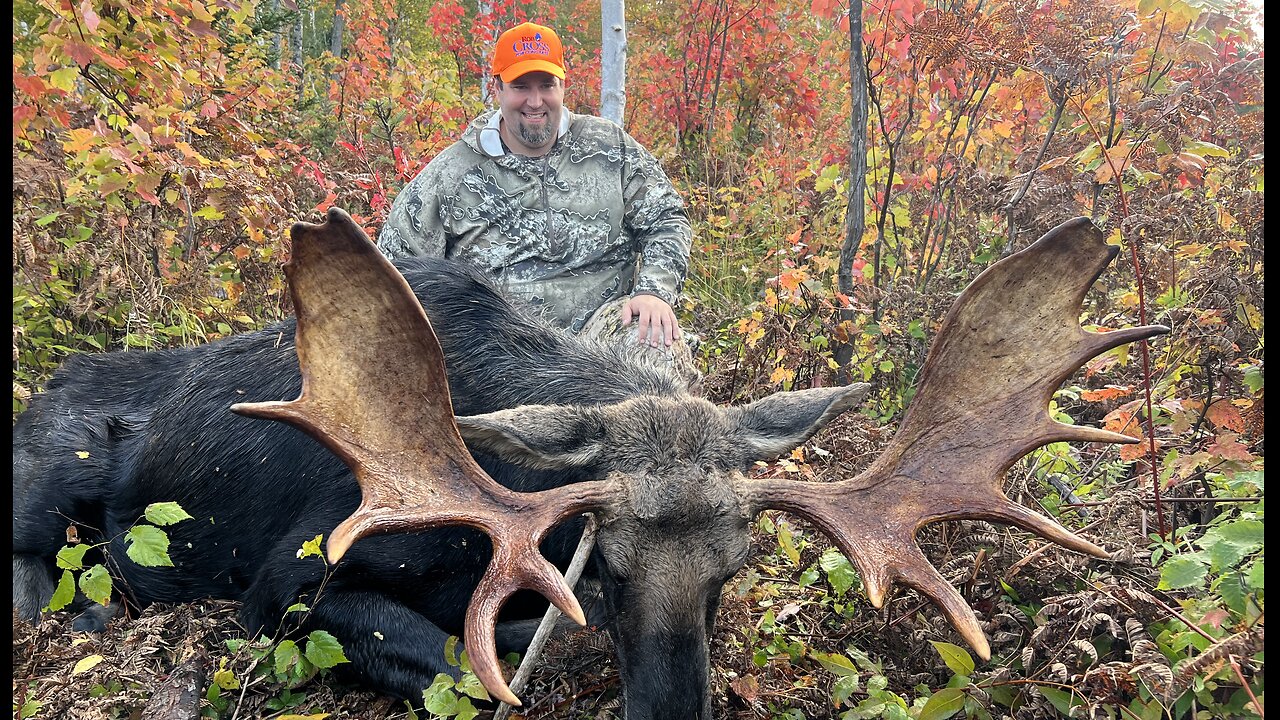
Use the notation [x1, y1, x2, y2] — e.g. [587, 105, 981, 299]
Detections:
[495, 71, 564, 156]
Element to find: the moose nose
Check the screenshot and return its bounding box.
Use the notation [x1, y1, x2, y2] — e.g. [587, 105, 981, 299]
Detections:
[620, 631, 713, 720]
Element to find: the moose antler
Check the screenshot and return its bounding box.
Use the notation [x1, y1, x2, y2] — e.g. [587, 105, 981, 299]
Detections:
[231, 208, 617, 705]
[741, 217, 1168, 660]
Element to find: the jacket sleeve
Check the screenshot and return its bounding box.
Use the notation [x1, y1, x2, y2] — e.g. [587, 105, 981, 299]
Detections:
[619, 132, 692, 307]
[377, 161, 450, 260]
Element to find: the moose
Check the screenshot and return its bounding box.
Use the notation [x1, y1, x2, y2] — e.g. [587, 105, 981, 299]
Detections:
[14, 208, 1164, 718]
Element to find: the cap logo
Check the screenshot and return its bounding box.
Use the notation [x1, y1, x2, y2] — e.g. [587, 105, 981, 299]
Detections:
[512, 33, 551, 57]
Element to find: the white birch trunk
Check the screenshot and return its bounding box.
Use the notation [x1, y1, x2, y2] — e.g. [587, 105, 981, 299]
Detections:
[600, 0, 627, 125]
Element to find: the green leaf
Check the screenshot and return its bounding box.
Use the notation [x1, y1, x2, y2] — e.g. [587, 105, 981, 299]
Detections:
[304, 630, 349, 669]
[286, 603, 311, 614]
[1200, 519, 1264, 571]
[125, 525, 173, 567]
[144, 501, 193, 526]
[998, 578, 1021, 602]
[930, 641, 975, 677]
[35, 212, 61, 227]
[46, 570, 76, 612]
[1038, 686, 1085, 715]
[456, 672, 490, 701]
[1246, 558, 1263, 590]
[423, 674, 459, 716]
[444, 635, 461, 667]
[193, 205, 225, 220]
[918, 687, 966, 720]
[812, 651, 860, 677]
[274, 639, 302, 676]
[819, 548, 859, 597]
[777, 521, 800, 565]
[49, 67, 80, 93]
[298, 534, 324, 559]
[1158, 554, 1208, 590]
[453, 697, 479, 720]
[833, 674, 860, 707]
[57, 544, 92, 570]
[1216, 571, 1248, 614]
[79, 564, 113, 606]
[1182, 140, 1231, 158]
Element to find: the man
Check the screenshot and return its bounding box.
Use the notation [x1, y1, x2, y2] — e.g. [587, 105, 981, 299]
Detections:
[378, 22, 693, 349]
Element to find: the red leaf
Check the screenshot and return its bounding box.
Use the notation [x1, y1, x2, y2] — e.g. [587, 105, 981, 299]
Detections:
[200, 99, 220, 119]
[1206, 433, 1256, 462]
[13, 106, 36, 137]
[136, 187, 161, 205]
[13, 75, 47, 99]
[65, 40, 96, 67]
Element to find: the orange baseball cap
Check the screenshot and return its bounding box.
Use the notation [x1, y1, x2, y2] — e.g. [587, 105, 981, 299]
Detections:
[491, 22, 566, 82]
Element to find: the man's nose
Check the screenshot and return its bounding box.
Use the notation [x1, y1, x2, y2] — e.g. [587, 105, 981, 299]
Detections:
[526, 90, 545, 108]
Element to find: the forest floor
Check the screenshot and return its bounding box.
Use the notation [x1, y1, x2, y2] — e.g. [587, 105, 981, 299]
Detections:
[10, 360, 1223, 720]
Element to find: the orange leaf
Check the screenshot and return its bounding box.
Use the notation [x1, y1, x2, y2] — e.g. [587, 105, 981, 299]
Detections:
[313, 191, 338, 212]
[1204, 400, 1245, 433]
[1081, 385, 1132, 402]
[1119, 440, 1156, 463]
[63, 128, 98, 153]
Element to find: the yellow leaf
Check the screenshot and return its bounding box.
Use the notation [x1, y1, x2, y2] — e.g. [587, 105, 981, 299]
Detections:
[73, 655, 105, 674]
[1217, 207, 1236, 231]
[76, 451, 90, 459]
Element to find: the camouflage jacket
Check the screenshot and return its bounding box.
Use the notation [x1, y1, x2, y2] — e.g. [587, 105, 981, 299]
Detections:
[378, 109, 692, 332]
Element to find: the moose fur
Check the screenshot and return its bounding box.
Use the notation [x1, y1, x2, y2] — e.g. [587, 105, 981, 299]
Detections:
[13, 256, 863, 719]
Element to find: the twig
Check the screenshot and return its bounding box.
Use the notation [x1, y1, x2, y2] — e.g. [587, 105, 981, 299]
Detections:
[1069, 94, 1167, 540]
[494, 517, 600, 720]
[1229, 655, 1265, 718]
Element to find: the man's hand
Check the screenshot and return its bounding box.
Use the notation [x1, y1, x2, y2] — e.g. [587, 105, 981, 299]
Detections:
[621, 294, 681, 348]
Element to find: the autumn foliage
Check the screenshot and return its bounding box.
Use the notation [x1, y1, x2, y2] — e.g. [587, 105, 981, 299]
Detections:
[12, 0, 1263, 715]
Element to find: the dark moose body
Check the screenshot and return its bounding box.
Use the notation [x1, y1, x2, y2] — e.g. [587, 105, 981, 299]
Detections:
[13, 209, 1165, 720]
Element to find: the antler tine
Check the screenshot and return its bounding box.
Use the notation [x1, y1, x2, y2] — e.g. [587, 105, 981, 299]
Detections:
[230, 208, 617, 706]
[742, 217, 1168, 660]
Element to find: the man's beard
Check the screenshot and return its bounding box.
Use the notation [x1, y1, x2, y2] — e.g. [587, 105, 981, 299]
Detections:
[517, 112, 557, 146]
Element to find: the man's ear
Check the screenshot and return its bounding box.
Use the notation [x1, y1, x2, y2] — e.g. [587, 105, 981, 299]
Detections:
[725, 383, 871, 462]
[455, 405, 606, 470]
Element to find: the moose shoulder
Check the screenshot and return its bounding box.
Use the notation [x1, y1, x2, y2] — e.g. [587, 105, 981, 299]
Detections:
[12, 208, 1165, 719]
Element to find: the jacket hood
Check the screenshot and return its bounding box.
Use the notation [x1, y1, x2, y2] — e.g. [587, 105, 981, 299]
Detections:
[462, 109, 574, 158]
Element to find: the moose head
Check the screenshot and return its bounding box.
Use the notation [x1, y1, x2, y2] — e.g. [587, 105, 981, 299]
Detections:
[233, 209, 1165, 717]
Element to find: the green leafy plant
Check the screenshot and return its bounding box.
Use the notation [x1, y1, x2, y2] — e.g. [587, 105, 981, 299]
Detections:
[45, 501, 193, 612]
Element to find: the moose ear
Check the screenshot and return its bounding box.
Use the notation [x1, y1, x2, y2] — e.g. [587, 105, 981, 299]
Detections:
[455, 405, 607, 470]
[727, 383, 871, 462]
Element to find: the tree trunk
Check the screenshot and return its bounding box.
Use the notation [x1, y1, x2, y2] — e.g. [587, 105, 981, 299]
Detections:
[834, 0, 868, 377]
[268, 0, 281, 69]
[292, 6, 304, 101]
[600, 0, 627, 124]
[480, 0, 492, 105]
[329, 0, 344, 59]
